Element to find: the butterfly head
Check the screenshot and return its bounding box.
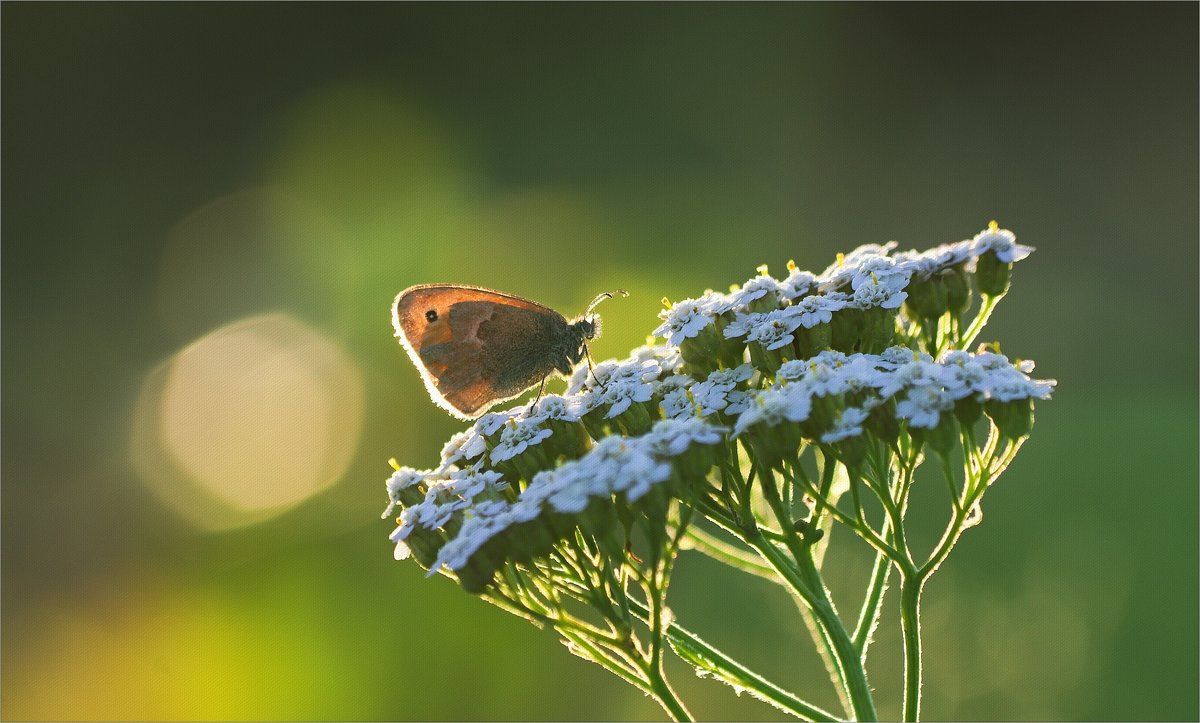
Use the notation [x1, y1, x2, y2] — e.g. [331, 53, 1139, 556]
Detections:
[571, 315, 601, 342]
[571, 290, 627, 344]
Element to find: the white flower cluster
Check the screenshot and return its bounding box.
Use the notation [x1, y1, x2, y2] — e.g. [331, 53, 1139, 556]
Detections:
[423, 417, 724, 574]
[653, 224, 1033, 355]
[735, 346, 1055, 438]
[386, 467, 507, 560]
[384, 224, 1050, 592]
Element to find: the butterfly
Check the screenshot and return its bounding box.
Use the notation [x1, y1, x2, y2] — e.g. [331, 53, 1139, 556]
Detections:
[392, 284, 625, 420]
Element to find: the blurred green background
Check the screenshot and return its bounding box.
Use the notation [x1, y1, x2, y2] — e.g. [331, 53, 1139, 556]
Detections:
[3, 3, 1196, 721]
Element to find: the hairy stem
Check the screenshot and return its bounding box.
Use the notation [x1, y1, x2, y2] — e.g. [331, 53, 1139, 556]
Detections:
[900, 576, 924, 722]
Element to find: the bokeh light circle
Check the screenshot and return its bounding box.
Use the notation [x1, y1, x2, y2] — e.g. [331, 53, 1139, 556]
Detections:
[132, 314, 363, 530]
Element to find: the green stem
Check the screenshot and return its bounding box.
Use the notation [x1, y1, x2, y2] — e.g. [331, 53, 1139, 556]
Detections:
[900, 576, 924, 722]
[852, 545, 892, 657]
[959, 292, 1003, 350]
[749, 536, 879, 721]
[622, 597, 838, 721]
[681, 525, 777, 580]
[560, 628, 650, 692]
[647, 661, 692, 722]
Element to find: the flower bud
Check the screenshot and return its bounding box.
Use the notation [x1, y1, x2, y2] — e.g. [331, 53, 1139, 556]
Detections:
[904, 276, 947, 321]
[912, 413, 958, 456]
[866, 399, 901, 446]
[830, 307, 866, 353]
[984, 397, 1034, 439]
[860, 306, 898, 355]
[794, 323, 832, 360]
[943, 266, 973, 316]
[975, 251, 1012, 297]
[953, 396, 984, 426]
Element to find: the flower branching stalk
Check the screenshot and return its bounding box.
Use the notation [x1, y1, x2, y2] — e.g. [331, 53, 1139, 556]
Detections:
[382, 223, 1053, 721]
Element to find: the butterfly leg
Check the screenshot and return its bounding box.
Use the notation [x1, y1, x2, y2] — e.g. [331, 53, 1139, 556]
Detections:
[584, 345, 608, 391]
[527, 376, 548, 416]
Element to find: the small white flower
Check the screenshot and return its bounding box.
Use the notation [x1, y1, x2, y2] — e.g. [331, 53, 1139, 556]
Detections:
[746, 308, 805, 351]
[938, 355, 988, 400]
[776, 359, 809, 383]
[819, 242, 899, 289]
[660, 386, 696, 420]
[543, 466, 593, 514]
[821, 407, 870, 443]
[709, 363, 754, 386]
[532, 394, 581, 422]
[723, 311, 767, 339]
[879, 345, 928, 369]
[973, 350, 1014, 371]
[569, 355, 662, 395]
[428, 502, 516, 574]
[654, 297, 721, 346]
[723, 389, 752, 416]
[615, 449, 673, 502]
[927, 239, 977, 268]
[601, 377, 655, 418]
[476, 408, 522, 437]
[437, 429, 487, 472]
[728, 271, 784, 310]
[630, 344, 684, 374]
[780, 265, 817, 300]
[444, 468, 506, 500]
[896, 385, 954, 429]
[734, 385, 813, 435]
[688, 367, 750, 415]
[644, 417, 726, 456]
[841, 355, 890, 393]
[851, 256, 912, 293]
[973, 226, 1033, 263]
[981, 369, 1057, 401]
[491, 417, 554, 463]
[851, 276, 908, 310]
[792, 293, 848, 328]
[383, 467, 432, 518]
[877, 359, 943, 398]
[803, 360, 852, 397]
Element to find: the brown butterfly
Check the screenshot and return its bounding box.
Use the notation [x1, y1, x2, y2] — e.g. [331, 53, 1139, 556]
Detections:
[392, 285, 625, 420]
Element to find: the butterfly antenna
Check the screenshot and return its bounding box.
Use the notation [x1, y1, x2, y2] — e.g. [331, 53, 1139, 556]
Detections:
[585, 289, 628, 316]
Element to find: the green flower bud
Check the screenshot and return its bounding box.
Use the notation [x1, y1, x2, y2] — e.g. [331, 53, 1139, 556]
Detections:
[953, 396, 984, 426]
[830, 307, 866, 353]
[861, 306, 899, 354]
[984, 397, 1034, 439]
[456, 556, 497, 595]
[794, 323, 832, 360]
[832, 435, 867, 470]
[904, 277, 947, 321]
[748, 342, 785, 376]
[975, 251, 1013, 297]
[866, 399, 901, 446]
[912, 413, 958, 456]
[943, 266, 973, 316]
[407, 528, 446, 570]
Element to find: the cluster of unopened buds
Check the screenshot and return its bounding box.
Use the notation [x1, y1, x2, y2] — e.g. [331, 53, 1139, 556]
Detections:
[383, 223, 1054, 722]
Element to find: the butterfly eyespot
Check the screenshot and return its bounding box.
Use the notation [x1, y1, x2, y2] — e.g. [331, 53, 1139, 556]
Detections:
[425, 309, 438, 322]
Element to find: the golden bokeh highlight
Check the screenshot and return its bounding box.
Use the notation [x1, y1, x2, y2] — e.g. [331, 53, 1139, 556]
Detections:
[132, 314, 363, 530]
[3, 579, 338, 721]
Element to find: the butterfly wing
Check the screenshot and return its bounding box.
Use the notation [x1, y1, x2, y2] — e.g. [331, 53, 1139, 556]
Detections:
[393, 285, 575, 419]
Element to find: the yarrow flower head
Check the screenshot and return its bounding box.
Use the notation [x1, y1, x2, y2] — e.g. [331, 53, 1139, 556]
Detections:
[380, 223, 1056, 723]
[653, 292, 730, 346]
[728, 266, 785, 312]
[973, 224, 1033, 264]
[384, 223, 1053, 604]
